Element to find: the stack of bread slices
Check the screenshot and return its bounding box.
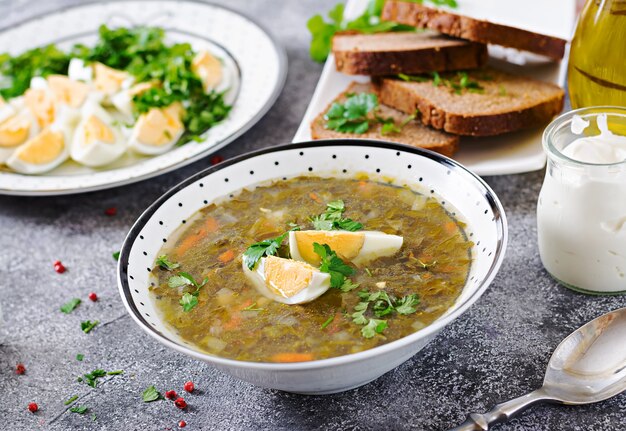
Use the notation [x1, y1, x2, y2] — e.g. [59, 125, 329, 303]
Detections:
[311, 0, 566, 157]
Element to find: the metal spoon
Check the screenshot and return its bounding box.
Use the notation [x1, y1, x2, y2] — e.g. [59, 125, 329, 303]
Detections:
[451, 307, 626, 431]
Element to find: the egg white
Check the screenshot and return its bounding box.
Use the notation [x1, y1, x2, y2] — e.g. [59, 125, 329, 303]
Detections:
[70, 102, 125, 167]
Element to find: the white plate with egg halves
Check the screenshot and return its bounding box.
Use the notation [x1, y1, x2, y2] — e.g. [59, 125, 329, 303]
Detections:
[0, 0, 286, 196]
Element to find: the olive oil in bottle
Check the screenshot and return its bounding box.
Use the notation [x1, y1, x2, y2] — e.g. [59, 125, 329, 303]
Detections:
[568, 0, 626, 108]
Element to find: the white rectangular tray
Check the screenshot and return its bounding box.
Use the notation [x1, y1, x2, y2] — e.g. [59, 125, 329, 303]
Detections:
[293, 0, 576, 176]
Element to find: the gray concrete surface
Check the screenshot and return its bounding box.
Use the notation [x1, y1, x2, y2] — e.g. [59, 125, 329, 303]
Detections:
[1, 0, 625, 430]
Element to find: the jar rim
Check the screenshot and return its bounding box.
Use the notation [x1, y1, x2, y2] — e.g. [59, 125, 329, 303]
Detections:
[542, 106, 626, 167]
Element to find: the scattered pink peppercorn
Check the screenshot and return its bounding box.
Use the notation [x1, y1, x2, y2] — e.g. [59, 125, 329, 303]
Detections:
[28, 403, 38, 413]
[88, 292, 98, 302]
[16, 363, 26, 375]
[210, 155, 223, 165]
[165, 390, 178, 400]
[104, 207, 117, 216]
[174, 397, 187, 409]
[183, 381, 194, 393]
[53, 261, 66, 273]
[178, 420, 187, 428]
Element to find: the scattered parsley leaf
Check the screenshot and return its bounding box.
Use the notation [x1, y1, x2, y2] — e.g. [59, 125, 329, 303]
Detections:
[339, 278, 360, 293]
[80, 369, 107, 388]
[418, 259, 437, 269]
[64, 395, 78, 406]
[361, 319, 388, 338]
[76, 354, 84, 362]
[107, 370, 124, 376]
[92, 414, 97, 421]
[352, 302, 369, 325]
[311, 200, 363, 231]
[179, 292, 199, 312]
[112, 251, 120, 261]
[395, 294, 421, 315]
[364, 268, 373, 277]
[80, 320, 99, 334]
[60, 298, 81, 314]
[156, 255, 180, 271]
[142, 385, 162, 402]
[313, 243, 355, 288]
[324, 93, 378, 134]
[243, 231, 290, 270]
[70, 406, 88, 414]
[398, 73, 430, 83]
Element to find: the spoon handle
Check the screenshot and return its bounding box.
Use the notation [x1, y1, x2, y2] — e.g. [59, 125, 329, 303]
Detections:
[449, 388, 551, 431]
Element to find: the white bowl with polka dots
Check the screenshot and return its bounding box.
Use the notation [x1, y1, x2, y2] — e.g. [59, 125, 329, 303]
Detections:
[118, 140, 508, 394]
[0, 0, 286, 196]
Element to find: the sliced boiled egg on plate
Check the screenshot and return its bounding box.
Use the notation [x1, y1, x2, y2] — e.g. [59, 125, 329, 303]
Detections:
[0, 96, 16, 124]
[6, 126, 69, 174]
[111, 81, 158, 120]
[70, 102, 125, 167]
[192, 51, 223, 92]
[242, 255, 331, 305]
[0, 114, 37, 163]
[24, 87, 56, 128]
[67, 58, 93, 83]
[47, 75, 90, 109]
[289, 230, 403, 267]
[128, 103, 184, 155]
[93, 62, 130, 98]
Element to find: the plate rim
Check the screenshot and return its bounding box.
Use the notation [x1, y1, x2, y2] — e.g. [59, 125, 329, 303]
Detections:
[0, 0, 288, 196]
[117, 138, 509, 371]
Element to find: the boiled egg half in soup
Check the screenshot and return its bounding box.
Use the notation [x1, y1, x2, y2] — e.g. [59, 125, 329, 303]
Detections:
[242, 255, 331, 305]
[290, 230, 403, 267]
[71, 102, 125, 167]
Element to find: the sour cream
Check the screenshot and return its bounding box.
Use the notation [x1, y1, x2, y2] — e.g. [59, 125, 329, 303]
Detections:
[537, 112, 626, 293]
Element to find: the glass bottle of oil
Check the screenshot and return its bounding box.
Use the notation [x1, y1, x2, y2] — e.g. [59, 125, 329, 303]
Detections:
[568, 0, 626, 108]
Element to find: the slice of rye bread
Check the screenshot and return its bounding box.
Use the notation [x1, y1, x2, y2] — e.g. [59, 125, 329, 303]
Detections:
[311, 82, 459, 157]
[332, 31, 487, 76]
[373, 67, 565, 136]
[381, 0, 566, 60]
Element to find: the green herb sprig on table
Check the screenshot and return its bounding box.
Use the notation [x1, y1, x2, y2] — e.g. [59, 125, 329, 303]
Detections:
[80, 320, 99, 334]
[142, 385, 163, 402]
[77, 368, 124, 388]
[352, 290, 420, 338]
[307, 0, 458, 63]
[311, 200, 363, 231]
[60, 298, 82, 314]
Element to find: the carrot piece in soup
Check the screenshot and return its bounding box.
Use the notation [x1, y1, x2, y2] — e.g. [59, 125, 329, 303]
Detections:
[270, 352, 315, 363]
[309, 192, 322, 203]
[444, 221, 457, 235]
[175, 217, 219, 257]
[223, 313, 242, 330]
[218, 249, 235, 263]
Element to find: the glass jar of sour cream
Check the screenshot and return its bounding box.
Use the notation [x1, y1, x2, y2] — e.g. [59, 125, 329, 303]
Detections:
[537, 107, 626, 294]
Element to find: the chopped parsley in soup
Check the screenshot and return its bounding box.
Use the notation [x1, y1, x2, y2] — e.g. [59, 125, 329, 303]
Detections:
[149, 176, 472, 362]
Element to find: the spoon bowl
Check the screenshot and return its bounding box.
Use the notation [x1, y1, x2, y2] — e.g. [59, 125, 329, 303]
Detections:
[452, 307, 626, 430]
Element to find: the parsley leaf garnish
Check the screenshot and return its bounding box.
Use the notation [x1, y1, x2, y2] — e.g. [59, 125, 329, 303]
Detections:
[60, 298, 81, 314]
[242, 231, 290, 270]
[321, 315, 335, 329]
[311, 200, 363, 232]
[142, 385, 162, 402]
[156, 255, 180, 271]
[70, 406, 88, 414]
[112, 251, 120, 261]
[64, 395, 78, 405]
[399, 71, 484, 95]
[179, 293, 199, 312]
[76, 354, 84, 361]
[361, 319, 388, 338]
[79, 369, 107, 387]
[313, 243, 355, 288]
[80, 320, 99, 334]
[351, 290, 421, 338]
[339, 278, 360, 293]
[324, 93, 378, 134]
[242, 302, 263, 312]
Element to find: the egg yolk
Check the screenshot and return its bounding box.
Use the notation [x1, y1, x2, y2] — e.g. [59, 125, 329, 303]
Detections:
[294, 231, 365, 265]
[93, 62, 129, 95]
[47, 75, 90, 108]
[136, 104, 184, 146]
[191, 51, 222, 91]
[24, 88, 55, 128]
[14, 128, 64, 164]
[264, 256, 317, 298]
[83, 115, 115, 147]
[0, 115, 30, 147]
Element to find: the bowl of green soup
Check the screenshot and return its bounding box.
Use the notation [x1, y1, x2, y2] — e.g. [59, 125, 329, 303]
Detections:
[117, 140, 507, 394]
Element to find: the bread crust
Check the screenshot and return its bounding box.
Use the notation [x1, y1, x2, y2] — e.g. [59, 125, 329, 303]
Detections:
[382, 0, 566, 60]
[332, 32, 487, 76]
